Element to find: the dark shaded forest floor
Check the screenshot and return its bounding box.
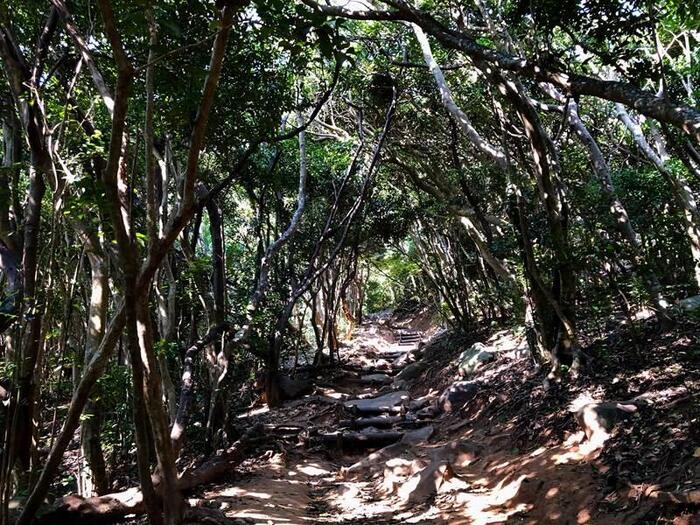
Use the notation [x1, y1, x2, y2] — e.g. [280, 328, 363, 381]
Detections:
[155, 309, 700, 524]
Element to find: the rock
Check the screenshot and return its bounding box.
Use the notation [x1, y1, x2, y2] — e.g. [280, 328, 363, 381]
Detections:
[678, 295, 700, 312]
[400, 425, 433, 445]
[373, 359, 392, 371]
[457, 343, 495, 377]
[438, 381, 478, 413]
[469, 342, 488, 353]
[381, 457, 428, 495]
[431, 440, 481, 467]
[408, 395, 434, 411]
[398, 460, 453, 505]
[392, 350, 417, 368]
[360, 373, 393, 385]
[345, 390, 410, 414]
[340, 442, 405, 480]
[413, 342, 425, 359]
[396, 361, 428, 381]
[575, 401, 641, 446]
[506, 337, 531, 360]
[416, 405, 439, 418]
[392, 379, 409, 391]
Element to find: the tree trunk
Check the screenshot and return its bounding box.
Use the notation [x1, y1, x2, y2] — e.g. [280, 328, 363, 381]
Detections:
[78, 253, 109, 497]
[132, 296, 184, 525]
[14, 162, 46, 482]
[499, 77, 580, 369]
[617, 104, 700, 290]
[537, 85, 668, 311]
[35, 426, 259, 525]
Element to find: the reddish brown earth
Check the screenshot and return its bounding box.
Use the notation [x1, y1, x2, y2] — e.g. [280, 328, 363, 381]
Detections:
[132, 312, 700, 524]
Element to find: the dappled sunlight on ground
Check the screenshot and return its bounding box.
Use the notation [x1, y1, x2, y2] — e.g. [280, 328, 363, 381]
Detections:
[430, 427, 602, 525]
[190, 312, 699, 524]
[201, 457, 328, 524]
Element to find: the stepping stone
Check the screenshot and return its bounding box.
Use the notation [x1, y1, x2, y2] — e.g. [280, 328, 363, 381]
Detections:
[345, 390, 410, 414]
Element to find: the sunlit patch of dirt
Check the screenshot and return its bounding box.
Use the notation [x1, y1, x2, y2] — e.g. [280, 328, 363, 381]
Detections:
[433, 434, 603, 524]
[198, 452, 337, 524]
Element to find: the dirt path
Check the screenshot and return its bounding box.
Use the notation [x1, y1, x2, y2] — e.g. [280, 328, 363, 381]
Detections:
[192, 315, 689, 525]
[190, 317, 428, 524]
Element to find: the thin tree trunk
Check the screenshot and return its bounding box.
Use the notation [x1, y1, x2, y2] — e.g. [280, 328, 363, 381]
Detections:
[540, 85, 668, 311]
[616, 104, 700, 289]
[14, 162, 46, 482]
[497, 76, 580, 370]
[78, 253, 109, 496]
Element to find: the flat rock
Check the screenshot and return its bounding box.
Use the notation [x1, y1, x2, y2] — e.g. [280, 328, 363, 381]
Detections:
[345, 390, 410, 413]
[575, 401, 640, 446]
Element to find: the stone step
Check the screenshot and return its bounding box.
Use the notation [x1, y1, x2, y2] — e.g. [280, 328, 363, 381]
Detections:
[397, 331, 422, 345]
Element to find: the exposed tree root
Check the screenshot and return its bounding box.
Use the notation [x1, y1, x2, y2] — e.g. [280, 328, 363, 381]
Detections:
[339, 415, 404, 428]
[183, 507, 252, 524]
[312, 430, 405, 449]
[33, 427, 260, 524]
[624, 484, 700, 505]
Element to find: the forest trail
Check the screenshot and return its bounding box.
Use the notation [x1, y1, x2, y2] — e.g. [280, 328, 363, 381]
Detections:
[5, 3, 700, 524]
[197, 315, 427, 524]
[189, 314, 624, 525]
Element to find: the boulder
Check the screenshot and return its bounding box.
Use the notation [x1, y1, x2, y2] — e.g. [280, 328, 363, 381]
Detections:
[396, 361, 428, 381]
[456, 342, 495, 377]
[438, 381, 478, 413]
